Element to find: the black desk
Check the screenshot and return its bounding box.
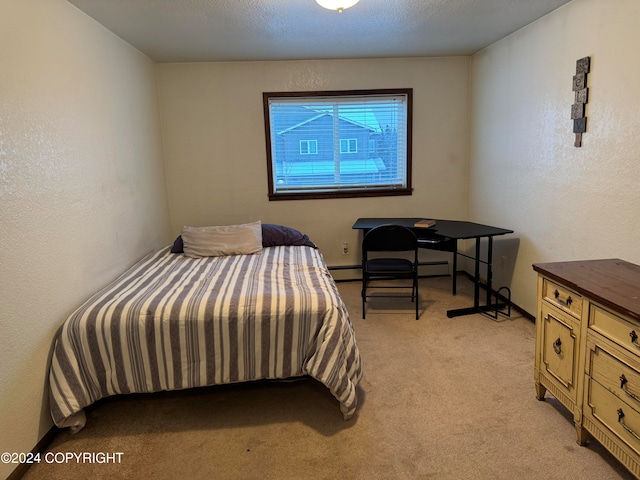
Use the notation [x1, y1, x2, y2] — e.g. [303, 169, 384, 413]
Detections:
[352, 218, 514, 318]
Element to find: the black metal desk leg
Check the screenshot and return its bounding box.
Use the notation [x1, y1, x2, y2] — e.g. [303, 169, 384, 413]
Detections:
[447, 239, 482, 318]
[473, 238, 481, 308]
[486, 237, 494, 307]
[452, 239, 457, 295]
[446, 237, 489, 318]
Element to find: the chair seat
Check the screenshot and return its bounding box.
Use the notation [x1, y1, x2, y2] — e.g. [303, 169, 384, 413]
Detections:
[366, 258, 414, 274]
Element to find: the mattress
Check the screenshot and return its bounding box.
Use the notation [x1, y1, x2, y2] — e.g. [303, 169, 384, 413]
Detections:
[49, 245, 362, 431]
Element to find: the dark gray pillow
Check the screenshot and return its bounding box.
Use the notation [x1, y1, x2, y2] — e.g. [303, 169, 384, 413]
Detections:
[170, 235, 184, 253]
[261, 224, 316, 248]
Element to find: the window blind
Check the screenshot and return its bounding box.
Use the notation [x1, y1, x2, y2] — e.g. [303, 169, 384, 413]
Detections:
[264, 90, 411, 199]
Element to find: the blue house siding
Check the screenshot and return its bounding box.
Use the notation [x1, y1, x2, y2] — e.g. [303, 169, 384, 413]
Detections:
[281, 116, 374, 162]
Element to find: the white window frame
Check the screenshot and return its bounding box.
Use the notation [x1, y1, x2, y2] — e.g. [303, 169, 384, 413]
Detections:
[340, 138, 358, 153]
[300, 139, 318, 155]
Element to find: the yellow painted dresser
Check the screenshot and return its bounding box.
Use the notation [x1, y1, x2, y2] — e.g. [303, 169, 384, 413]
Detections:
[533, 259, 640, 478]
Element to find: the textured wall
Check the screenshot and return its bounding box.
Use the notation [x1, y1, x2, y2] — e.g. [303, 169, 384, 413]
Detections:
[469, 0, 640, 315]
[156, 57, 470, 272]
[0, 1, 169, 475]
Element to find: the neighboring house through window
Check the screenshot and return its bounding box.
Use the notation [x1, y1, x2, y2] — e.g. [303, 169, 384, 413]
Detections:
[263, 88, 413, 200]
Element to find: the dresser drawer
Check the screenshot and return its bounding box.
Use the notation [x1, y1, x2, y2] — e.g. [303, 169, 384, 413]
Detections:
[586, 378, 640, 456]
[542, 278, 582, 319]
[590, 305, 640, 357]
[590, 344, 640, 410]
[540, 303, 580, 396]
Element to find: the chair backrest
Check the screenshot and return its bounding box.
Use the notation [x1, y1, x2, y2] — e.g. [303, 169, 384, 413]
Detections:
[362, 224, 418, 254]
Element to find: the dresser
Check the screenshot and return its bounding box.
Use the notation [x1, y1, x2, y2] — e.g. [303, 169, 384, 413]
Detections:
[533, 259, 640, 478]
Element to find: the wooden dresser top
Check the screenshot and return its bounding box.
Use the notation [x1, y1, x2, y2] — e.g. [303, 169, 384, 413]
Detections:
[533, 259, 640, 322]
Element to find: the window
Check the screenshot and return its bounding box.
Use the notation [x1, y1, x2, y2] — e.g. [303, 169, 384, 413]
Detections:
[300, 140, 318, 155]
[263, 89, 412, 200]
[340, 138, 358, 154]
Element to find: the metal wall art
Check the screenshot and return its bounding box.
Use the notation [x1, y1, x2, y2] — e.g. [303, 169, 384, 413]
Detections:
[572, 56, 590, 147]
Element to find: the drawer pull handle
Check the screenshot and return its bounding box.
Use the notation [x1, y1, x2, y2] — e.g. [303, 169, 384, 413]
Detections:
[630, 330, 640, 348]
[553, 338, 562, 355]
[617, 408, 640, 441]
[553, 289, 572, 306]
[619, 374, 640, 402]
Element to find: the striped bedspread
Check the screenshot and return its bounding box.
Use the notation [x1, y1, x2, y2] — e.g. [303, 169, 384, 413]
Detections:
[49, 245, 362, 431]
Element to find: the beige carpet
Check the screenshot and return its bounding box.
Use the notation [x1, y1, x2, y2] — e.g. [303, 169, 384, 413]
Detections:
[22, 276, 633, 480]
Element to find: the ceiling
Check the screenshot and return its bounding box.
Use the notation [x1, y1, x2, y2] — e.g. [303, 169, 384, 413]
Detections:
[67, 0, 572, 63]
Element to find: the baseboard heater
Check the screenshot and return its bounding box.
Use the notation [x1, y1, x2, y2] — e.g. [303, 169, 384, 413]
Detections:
[328, 260, 449, 271]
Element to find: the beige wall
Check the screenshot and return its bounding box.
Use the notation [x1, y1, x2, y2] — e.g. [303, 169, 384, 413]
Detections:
[469, 0, 640, 315]
[156, 57, 470, 273]
[0, 1, 170, 475]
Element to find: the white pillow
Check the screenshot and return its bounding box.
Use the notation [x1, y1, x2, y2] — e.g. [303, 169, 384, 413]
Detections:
[181, 221, 263, 258]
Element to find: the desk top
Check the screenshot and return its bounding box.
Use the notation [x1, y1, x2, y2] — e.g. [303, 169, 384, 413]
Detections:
[352, 218, 513, 240]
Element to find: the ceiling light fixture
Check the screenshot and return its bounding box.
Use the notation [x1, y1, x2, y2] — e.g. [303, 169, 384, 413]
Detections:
[315, 0, 360, 13]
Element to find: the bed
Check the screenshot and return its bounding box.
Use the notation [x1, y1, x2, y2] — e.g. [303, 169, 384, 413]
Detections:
[49, 223, 362, 431]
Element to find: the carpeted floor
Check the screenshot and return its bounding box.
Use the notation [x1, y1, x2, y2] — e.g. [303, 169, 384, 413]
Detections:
[22, 275, 634, 479]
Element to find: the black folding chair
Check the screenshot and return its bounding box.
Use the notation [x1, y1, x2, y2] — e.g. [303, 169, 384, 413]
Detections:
[361, 224, 420, 320]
